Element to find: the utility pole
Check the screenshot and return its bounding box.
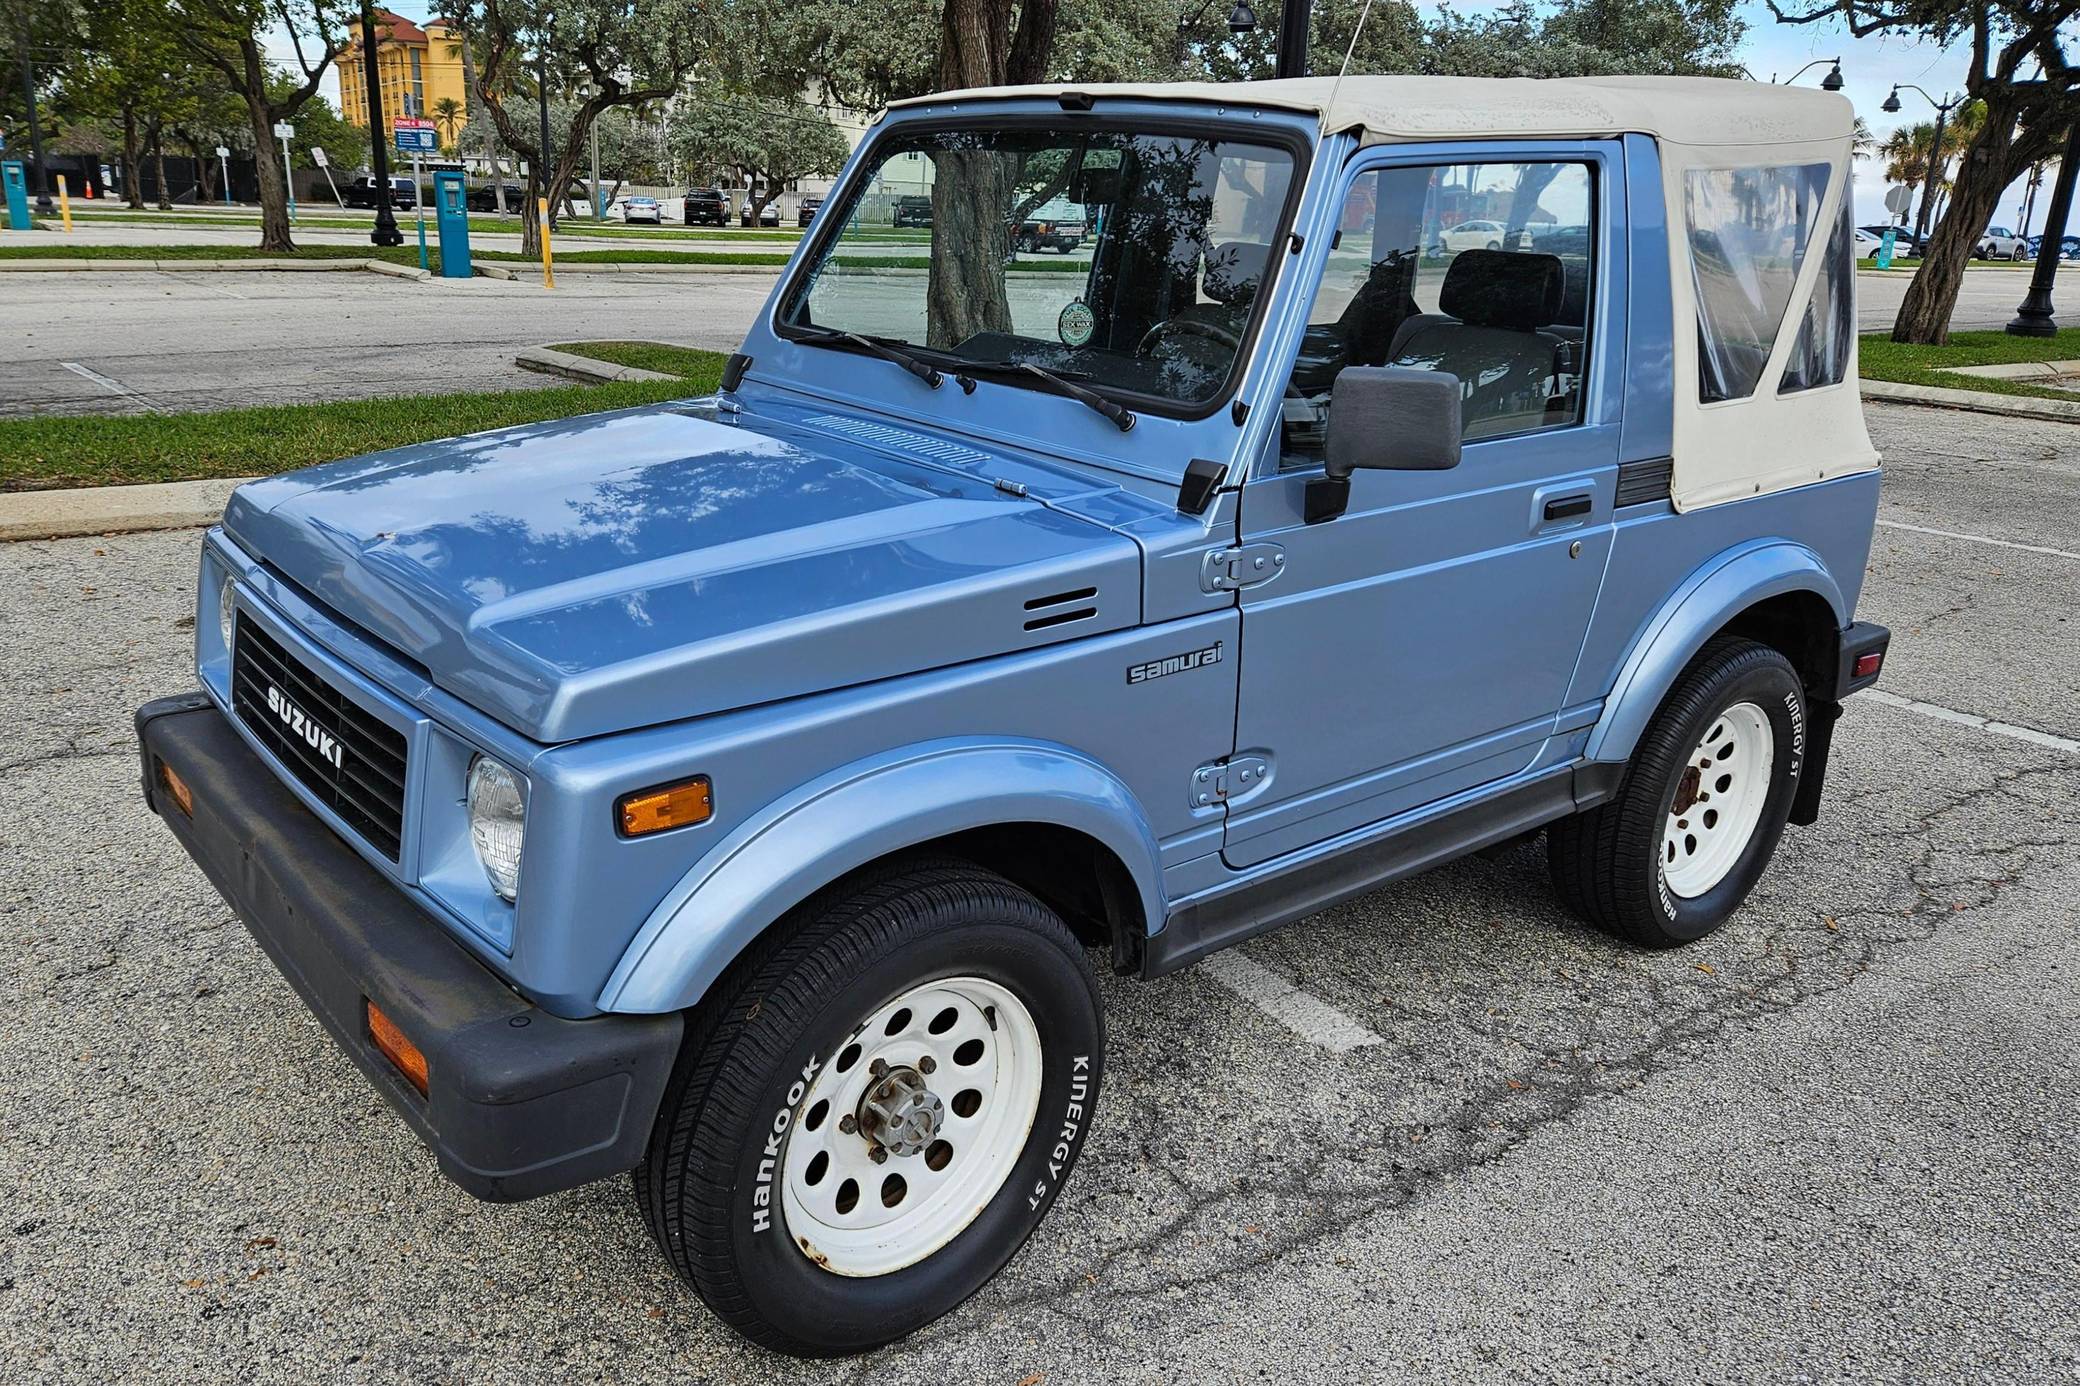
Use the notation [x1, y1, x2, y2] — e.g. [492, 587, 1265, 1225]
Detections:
[2006, 122, 2079, 337]
[14, 12, 53, 213]
[535, 25, 553, 234]
[361, 0, 404, 246]
[1274, 0, 1309, 79]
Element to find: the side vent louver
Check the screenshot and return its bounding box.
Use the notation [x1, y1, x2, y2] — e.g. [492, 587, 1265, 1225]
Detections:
[1022, 586, 1099, 632]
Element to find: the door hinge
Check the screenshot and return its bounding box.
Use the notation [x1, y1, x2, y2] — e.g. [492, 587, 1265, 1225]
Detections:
[1200, 542, 1285, 593]
[1192, 754, 1271, 808]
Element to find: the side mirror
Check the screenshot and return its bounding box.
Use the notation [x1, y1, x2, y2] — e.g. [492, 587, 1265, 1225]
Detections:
[1308, 366, 1463, 523]
[1069, 166, 1121, 207]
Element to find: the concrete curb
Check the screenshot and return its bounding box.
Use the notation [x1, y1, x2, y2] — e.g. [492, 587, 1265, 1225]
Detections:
[1861, 378, 2080, 423]
[0, 257, 429, 279]
[513, 346, 681, 384]
[0, 476, 254, 542]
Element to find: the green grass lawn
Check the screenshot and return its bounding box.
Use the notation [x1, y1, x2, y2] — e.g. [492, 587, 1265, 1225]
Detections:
[1859, 328, 2080, 402]
[0, 352, 727, 491]
[548, 341, 725, 377]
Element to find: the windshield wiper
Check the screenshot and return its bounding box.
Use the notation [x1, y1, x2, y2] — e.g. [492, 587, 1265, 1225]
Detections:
[960, 359, 1136, 432]
[795, 328, 945, 391]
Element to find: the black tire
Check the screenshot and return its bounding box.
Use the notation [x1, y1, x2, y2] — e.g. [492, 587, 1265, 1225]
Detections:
[1548, 637, 1807, 947]
[633, 857, 1105, 1357]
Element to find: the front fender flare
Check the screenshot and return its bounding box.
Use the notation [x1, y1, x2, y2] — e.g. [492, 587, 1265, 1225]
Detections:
[597, 738, 1167, 1015]
[1584, 540, 1846, 765]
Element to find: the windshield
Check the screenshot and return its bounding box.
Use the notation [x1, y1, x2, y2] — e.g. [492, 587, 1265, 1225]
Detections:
[777, 122, 1300, 410]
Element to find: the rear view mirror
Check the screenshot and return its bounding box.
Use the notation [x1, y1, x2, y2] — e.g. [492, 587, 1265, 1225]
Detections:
[1308, 367, 1463, 523]
[1069, 166, 1121, 207]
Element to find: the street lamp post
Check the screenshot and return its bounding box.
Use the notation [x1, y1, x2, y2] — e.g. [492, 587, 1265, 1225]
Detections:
[360, 0, 404, 247]
[1883, 84, 1962, 254]
[2005, 120, 2079, 337]
[1775, 58, 1845, 90]
[1274, 0, 1309, 79]
[15, 31, 54, 213]
[536, 31, 553, 232]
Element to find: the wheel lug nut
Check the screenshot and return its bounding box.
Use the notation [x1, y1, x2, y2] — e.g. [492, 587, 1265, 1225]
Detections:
[868, 1057, 888, 1078]
[918, 1055, 936, 1075]
[869, 1144, 888, 1164]
[838, 1114, 858, 1135]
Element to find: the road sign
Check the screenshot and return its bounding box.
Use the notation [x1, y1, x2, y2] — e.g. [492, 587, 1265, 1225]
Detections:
[311, 146, 329, 167]
[215, 145, 229, 158]
[272, 121, 294, 139]
[1884, 185, 1913, 216]
[393, 117, 439, 155]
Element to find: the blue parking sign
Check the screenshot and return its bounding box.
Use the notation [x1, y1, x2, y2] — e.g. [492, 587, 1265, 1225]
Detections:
[393, 118, 439, 155]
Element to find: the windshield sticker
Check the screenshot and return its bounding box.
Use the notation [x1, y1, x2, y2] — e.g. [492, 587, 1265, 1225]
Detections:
[1058, 299, 1096, 348]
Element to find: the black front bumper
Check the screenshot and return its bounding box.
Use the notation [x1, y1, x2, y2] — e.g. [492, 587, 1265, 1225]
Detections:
[136, 694, 682, 1202]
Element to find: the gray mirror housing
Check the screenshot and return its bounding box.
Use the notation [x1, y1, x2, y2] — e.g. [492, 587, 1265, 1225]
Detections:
[1324, 366, 1464, 479]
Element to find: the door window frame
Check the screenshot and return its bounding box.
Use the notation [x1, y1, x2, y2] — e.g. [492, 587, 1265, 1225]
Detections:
[1248, 137, 1627, 482]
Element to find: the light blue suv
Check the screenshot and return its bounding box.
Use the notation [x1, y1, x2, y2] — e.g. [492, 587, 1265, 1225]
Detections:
[138, 74, 1889, 1354]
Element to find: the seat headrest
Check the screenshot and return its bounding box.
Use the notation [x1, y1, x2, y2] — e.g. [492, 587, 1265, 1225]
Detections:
[1438, 249, 1566, 330]
[1202, 241, 1270, 306]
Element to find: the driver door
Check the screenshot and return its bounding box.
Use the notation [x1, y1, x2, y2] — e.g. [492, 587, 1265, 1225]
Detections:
[1223, 145, 1623, 868]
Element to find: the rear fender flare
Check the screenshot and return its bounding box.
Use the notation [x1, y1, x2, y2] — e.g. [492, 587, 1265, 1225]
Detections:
[1584, 540, 1845, 764]
[596, 737, 1165, 1015]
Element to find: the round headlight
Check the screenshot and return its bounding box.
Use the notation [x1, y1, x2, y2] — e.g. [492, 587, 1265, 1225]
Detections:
[467, 755, 527, 902]
[217, 571, 237, 656]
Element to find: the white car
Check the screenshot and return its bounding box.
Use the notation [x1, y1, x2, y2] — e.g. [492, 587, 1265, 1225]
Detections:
[1852, 227, 1884, 258]
[622, 196, 663, 225]
[1434, 219, 1528, 255]
[1977, 225, 2029, 260]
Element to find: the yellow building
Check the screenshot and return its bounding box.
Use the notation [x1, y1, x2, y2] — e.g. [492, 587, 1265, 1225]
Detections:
[338, 11, 469, 149]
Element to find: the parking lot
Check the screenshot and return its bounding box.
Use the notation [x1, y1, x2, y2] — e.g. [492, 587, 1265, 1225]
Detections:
[1, 397, 2075, 1382]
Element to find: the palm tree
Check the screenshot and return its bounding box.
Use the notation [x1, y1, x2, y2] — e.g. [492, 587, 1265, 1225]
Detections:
[431, 96, 466, 148]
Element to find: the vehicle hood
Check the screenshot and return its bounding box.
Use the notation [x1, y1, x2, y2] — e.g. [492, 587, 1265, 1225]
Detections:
[223, 403, 1140, 742]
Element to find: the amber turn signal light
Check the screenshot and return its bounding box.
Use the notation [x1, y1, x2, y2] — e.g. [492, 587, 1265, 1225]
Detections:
[157, 760, 194, 818]
[365, 999, 429, 1096]
[617, 776, 713, 837]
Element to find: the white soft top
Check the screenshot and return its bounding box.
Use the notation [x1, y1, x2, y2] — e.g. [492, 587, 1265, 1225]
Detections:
[888, 75, 1853, 150]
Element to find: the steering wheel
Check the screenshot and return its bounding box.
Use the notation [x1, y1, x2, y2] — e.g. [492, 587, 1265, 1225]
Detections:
[1136, 316, 1242, 357]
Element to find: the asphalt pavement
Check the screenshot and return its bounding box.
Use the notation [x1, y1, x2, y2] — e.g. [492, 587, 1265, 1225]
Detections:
[1, 400, 2076, 1382]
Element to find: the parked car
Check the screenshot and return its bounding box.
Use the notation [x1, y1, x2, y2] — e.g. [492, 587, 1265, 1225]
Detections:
[1976, 225, 2029, 259]
[344, 175, 416, 211]
[683, 186, 728, 226]
[1011, 199, 1086, 253]
[1852, 227, 1883, 257]
[1433, 218, 1529, 255]
[622, 196, 663, 225]
[893, 193, 933, 228]
[798, 195, 824, 227]
[740, 200, 781, 227]
[1860, 223, 1924, 256]
[465, 181, 526, 212]
[141, 74, 1887, 1361]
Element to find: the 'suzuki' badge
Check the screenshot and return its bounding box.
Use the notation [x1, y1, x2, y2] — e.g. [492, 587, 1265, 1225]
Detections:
[1057, 299, 1095, 348]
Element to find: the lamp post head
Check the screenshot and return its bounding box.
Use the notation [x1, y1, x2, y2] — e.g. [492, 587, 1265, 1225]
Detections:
[1881, 86, 1902, 113]
[1227, 0, 1257, 35]
[1821, 61, 1845, 92]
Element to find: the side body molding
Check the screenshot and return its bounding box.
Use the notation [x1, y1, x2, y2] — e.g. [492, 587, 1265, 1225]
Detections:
[598, 738, 1167, 1014]
[1584, 539, 1846, 764]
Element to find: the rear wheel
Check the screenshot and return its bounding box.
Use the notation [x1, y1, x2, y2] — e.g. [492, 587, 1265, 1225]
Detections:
[1549, 637, 1806, 947]
[634, 858, 1105, 1357]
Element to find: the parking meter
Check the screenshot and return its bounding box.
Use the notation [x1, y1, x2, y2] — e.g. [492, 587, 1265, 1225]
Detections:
[434, 169, 472, 278]
[2, 161, 29, 230]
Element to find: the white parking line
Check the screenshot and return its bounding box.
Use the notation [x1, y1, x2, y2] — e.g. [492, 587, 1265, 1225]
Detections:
[1877, 519, 2080, 562]
[1199, 951, 1384, 1054]
[1861, 688, 2080, 755]
[59, 361, 160, 411]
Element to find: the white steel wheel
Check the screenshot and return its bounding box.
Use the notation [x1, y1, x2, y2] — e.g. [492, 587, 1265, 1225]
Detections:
[780, 976, 1042, 1278]
[1662, 701, 1775, 899]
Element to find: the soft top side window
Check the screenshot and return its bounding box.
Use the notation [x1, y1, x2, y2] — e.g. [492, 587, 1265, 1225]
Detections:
[1685, 162, 1830, 403]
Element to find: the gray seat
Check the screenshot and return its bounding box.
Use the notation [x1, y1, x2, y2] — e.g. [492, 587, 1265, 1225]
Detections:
[1388, 249, 1571, 438]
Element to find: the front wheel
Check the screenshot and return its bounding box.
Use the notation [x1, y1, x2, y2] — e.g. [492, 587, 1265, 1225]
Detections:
[1548, 637, 1806, 947]
[634, 858, 1105, 1357]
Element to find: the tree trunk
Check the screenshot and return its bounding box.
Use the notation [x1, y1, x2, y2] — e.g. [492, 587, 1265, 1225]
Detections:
[1893, 103, 2022, 344]
[151, 128, 172, 209]
[122, 108, 145, 210]
[244, 100, 295, 251]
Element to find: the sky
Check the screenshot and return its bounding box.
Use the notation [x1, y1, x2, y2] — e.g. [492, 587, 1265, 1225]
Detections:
[278, 1, 2062, 236]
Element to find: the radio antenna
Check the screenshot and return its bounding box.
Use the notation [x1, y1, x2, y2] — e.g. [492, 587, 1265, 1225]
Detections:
[1325, 0, 1377, 125]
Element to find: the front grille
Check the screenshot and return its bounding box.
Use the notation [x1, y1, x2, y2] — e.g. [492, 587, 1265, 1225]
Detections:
[232, 619, 408, 859]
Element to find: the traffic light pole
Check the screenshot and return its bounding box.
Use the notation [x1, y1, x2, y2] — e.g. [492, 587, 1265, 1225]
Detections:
[361, 0, 404, 247]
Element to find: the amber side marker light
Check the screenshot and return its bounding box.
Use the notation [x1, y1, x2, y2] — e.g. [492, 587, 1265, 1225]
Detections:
[157, 760, 194, 818]
[617, 776, 714, 838]
[366, 1000, 429, 1096]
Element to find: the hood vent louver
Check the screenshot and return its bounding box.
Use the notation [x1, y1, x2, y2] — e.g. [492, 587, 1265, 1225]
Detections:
[1022, 585, 1100, 632]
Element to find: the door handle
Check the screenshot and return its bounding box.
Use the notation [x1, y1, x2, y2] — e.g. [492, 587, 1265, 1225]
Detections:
[1543, 494, 1592, 522]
